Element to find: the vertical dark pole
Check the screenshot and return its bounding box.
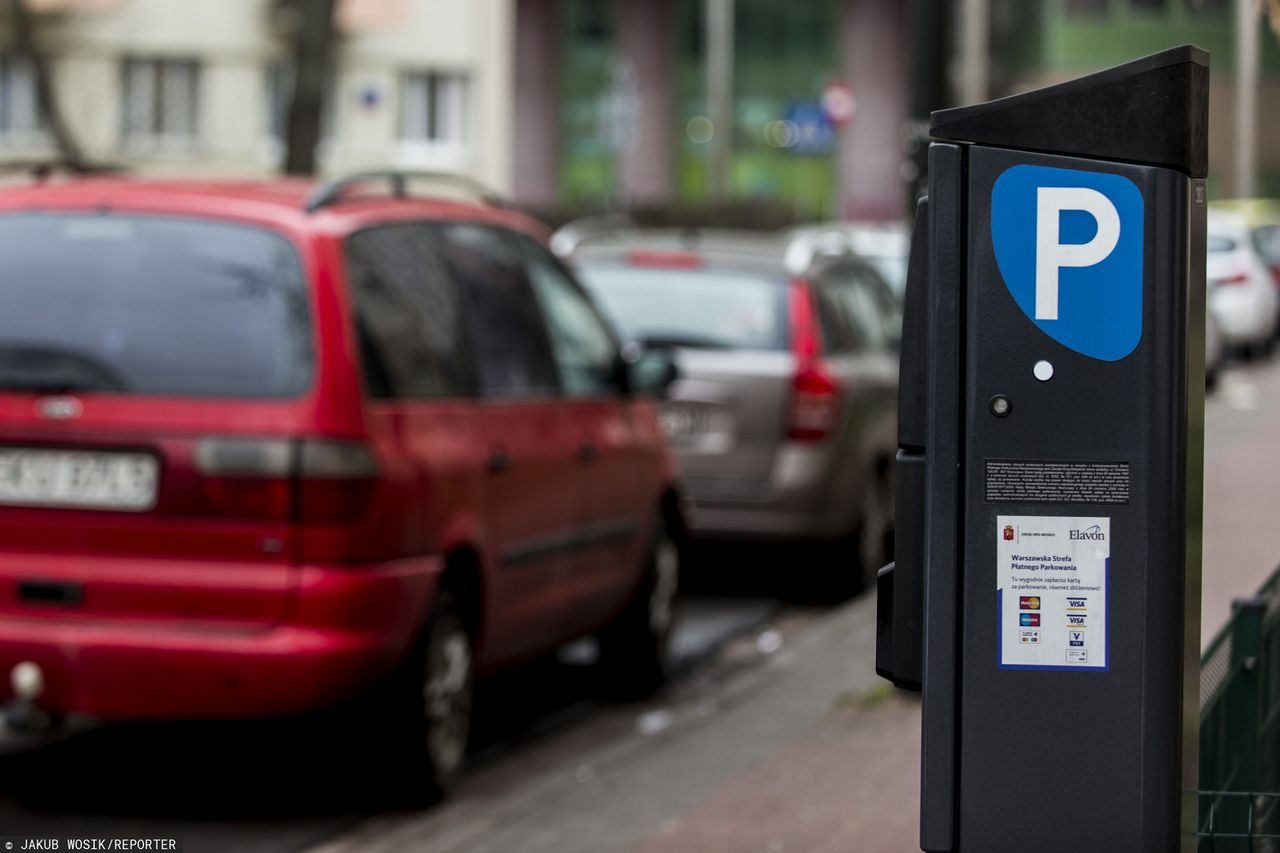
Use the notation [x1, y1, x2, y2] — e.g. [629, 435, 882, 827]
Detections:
[284, 0, 338, 176]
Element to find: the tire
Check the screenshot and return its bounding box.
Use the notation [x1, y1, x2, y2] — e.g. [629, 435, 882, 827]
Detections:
[367, 591, 474, 805]
[596, 518, 681, 700]
[1241, 339, 1269, 361]
[856, 469, 895, 590]
[798, 471, 894, 605]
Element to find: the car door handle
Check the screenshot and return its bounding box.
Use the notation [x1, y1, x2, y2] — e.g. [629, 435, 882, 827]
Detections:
[487, 448, 512, 474]
[576, 442, 597, 464]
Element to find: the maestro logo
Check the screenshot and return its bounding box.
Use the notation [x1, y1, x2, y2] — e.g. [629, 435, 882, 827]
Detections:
[992, 164, 1144, 361]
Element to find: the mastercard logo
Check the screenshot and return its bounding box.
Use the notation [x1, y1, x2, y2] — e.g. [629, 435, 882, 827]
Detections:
[1019, 596, 1041, 610]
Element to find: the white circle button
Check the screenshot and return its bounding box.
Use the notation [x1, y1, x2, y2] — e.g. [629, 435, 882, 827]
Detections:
[1033, 360, 1054, 382]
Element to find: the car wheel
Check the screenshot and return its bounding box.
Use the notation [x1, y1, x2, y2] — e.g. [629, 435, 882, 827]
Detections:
[857, 471, 894, 589]
[597, 518, 680, 700]
[371, 591, 474, 804]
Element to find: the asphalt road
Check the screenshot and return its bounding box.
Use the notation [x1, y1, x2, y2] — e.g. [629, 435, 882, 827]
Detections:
[0, 561, 797, 853]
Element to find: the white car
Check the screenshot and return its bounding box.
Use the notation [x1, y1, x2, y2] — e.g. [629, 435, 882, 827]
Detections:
[1206, 307, 1224, 388]
[1207, 210, 1279, 359]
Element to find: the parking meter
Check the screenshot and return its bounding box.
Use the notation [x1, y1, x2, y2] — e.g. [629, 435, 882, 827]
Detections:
[877, 47, 1208, 851]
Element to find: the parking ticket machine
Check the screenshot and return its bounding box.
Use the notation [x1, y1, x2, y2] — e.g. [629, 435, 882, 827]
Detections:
[876, 47, 1209, 851]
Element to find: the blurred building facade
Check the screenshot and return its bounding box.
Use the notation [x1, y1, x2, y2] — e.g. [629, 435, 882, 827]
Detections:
[513, 0, 911, 223]
[987, 0, 1280, 198]
[0, 0, 1270, 220]
[0, 0, 513, 186]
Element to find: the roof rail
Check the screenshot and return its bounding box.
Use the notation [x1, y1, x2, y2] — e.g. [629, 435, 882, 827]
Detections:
[0, 159, 123, 181]
[304, 170, 506, 213]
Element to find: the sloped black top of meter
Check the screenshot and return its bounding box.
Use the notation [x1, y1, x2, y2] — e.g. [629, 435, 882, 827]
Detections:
[930, 45, 1209, 178]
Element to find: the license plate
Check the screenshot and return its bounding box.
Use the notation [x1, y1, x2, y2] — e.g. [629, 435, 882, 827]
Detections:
[0, 448, 159, 511]
[659, 404, 708, 442]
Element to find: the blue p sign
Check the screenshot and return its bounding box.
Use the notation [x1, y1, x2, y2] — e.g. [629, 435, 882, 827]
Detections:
[991, 164, 1144, 361]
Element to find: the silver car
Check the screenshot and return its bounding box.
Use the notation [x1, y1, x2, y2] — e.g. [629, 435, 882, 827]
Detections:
[566, 229, 900, 588]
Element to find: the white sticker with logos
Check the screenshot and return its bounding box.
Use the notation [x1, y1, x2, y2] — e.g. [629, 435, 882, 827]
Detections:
[997, 515, 1108, 671]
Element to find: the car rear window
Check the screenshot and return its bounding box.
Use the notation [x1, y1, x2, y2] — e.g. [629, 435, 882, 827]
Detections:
[576, 265, 788, 351]
[0, 213, 312, 398]
[1253, 225, 1280, 263]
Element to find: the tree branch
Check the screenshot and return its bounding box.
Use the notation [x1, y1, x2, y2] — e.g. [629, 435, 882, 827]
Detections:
[8, 0, 83, 168]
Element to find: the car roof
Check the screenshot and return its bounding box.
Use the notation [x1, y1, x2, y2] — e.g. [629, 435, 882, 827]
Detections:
[788, 221, 910, 254]
[0, 176, 550, 239]
[566, 227, 863, 277]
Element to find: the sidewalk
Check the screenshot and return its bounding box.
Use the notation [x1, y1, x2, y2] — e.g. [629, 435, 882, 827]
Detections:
[641, 694, 919, 853]
[313, 591, 921, 853]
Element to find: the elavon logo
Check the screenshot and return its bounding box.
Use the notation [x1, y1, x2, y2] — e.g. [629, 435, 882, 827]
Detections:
[991, 164, 1144, 361]
[1069, 524, 1106, 541]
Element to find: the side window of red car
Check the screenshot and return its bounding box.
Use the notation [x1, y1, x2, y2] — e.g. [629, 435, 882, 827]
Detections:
[435, 223, 560, 399]
[516, 235, 623, 398]
[346, 224, 474, 399]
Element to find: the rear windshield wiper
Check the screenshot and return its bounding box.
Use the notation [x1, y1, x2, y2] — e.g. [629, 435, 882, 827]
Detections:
[0, 372, 124, 394]
[637, 334, 731, 351]
[0, 347, 126, 394]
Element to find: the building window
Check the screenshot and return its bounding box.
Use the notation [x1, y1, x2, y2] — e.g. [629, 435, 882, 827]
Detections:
[0, 54, 40, 142]
[265, 61, 335, 146]
[400, 71, 470, 150]
[122, 58, 199, 148]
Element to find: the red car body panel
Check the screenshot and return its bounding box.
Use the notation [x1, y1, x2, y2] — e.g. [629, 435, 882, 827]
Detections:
[0, 178, 679, 718]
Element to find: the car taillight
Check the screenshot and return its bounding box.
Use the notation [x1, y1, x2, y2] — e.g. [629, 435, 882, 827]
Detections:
[194, 437, 378, 521]
[1213, 272, 1249, 287]
[787, 280, 842, 442]
[790, 365, 841, 440]
[1270, 264, 1280, 287]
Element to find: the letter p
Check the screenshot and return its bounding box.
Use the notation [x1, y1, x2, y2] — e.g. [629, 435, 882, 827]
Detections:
[1035, 187, 1121, 320]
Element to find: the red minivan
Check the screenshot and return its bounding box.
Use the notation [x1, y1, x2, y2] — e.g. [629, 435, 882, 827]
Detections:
[0, 171, 684, 797]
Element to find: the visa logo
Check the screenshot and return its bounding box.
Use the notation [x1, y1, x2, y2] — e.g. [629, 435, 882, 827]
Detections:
[1068, 615, 1087, 626]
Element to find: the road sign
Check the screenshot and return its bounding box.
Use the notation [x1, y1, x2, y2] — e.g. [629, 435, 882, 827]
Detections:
[782, 101, 834, 155]
[821, 80, 856, 127]
[992, 165, 1144, 360]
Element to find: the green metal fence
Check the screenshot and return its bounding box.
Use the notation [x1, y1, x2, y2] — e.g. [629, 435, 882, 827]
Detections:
[1198, 566, 1280, 849]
